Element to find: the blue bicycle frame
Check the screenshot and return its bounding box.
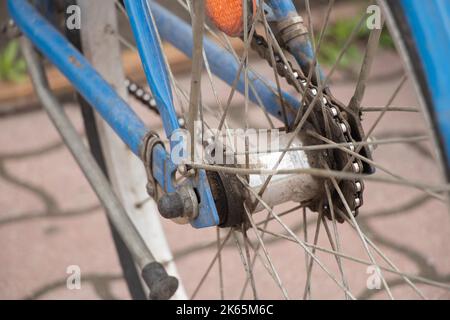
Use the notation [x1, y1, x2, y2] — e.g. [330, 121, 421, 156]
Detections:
[7, 0, 450, 227]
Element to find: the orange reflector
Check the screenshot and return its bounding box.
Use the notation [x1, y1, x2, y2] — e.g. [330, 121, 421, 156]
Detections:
[205, 0, 256, 37]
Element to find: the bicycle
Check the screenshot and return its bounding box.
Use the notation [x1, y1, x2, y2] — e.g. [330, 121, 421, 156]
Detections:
[6, 0, 450, 299]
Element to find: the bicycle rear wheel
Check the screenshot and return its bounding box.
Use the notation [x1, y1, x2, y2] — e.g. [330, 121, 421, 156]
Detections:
[76, 0, 450, 299]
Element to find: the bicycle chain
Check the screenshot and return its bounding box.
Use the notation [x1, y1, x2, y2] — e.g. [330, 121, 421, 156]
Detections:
[251, 32, 369, 220]
[125, 79, 160, 114]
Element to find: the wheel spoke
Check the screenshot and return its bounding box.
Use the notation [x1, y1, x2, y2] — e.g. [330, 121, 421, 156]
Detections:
[256, 226, 450, 291]
[302, 210, 322, 299]
[188, 0, 205, 161]
[190, 163, 450, 193]
[334, 206, 429, 299]
[326, 171, 394, 299]
[361, 106, 419, 113]
[348, 16, 385, 113]
[324, 183, 351, 299]
[244, 205, 291, 299]
[191, 230, 233, 299]
[239, 211, 271, 299]
[339, 75, 409, 175]
[232, 135, 430, 155]
[260, 0, 289, 129]
[232, 228, 258, 299]
[176, 0, 281, 129]
[302, 208, 312, 299]
[238, 176, 356, 299]
[295, 0, 334, 125]
[256, 205, 303, 227]
[216, 4, 264, 133]
[216, 228, 225, 299]
[308, 130, 445, 202]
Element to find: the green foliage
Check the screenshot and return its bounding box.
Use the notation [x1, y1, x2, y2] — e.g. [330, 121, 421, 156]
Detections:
[317, 16, 395, 74]
[0, 40, 27, 83]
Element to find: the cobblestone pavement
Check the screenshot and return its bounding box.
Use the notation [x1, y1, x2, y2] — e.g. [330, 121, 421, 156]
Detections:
[0, 52, 449, 300]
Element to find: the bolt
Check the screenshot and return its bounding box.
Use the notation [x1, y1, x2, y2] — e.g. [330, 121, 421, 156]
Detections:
[157, 185, 199, 220]
[157, 192, 185, 219]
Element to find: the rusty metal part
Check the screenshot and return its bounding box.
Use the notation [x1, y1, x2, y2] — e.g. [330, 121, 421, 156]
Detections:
[207, 171, 247, 227]
[140, 130, 164, 198]
[204, 129, 323, 223]
[274, 16, 309, 46]
[157, 183, 199, 221]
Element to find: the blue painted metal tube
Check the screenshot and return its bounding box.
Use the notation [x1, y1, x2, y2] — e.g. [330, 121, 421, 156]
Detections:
[7, 0, 148, 156]
[400, 0, 450, 170]
[265, 0, 324, 81]
[265, 0, 298, 18]
[149, 1, 301, 122]
[124, 0, 219, 227]
[125, 0, 180, 138]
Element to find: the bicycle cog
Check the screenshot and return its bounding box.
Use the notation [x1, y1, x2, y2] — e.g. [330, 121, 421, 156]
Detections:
[250, 32, 375, 222]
